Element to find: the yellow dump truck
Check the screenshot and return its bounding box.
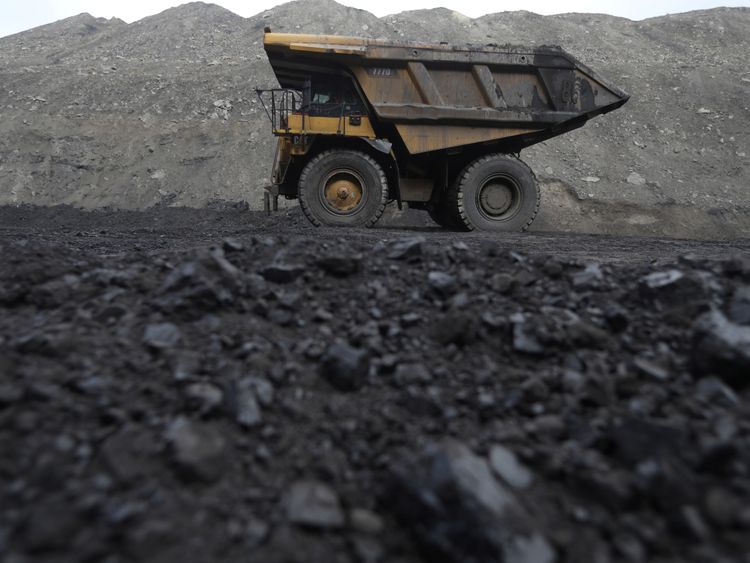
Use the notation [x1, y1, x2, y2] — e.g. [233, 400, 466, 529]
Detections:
[257, 29, 629, 230]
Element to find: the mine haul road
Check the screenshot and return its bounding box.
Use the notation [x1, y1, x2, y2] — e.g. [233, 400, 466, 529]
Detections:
[0, 206, 748, 264]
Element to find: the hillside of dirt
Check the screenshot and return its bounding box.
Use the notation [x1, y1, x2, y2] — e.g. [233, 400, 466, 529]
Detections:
[0, 1, 748, 237]
[1, 204, 750, 562]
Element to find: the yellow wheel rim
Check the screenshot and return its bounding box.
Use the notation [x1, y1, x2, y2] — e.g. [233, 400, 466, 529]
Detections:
[323, 171, 364, 213]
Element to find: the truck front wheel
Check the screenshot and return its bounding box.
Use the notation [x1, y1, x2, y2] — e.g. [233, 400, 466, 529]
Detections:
[298, 150, 388, 227]
[450, 154, 540, 232]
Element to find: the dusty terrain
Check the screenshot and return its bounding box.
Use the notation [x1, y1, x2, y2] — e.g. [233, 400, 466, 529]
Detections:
[0, 1, 748, 237]
[1, 205, 750, 562]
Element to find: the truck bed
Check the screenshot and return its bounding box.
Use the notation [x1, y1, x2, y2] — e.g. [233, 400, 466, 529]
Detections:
[263, 32, 630, 153]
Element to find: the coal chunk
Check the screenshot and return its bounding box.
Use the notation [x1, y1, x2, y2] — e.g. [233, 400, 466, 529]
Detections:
[319, 342, 370, 391]
[640, 269, 685, 291]
[393, 362, 432, 385]
[222, 237, 244, 252]
[427, 271, 458, 297]
[691, 309, 750, 388]
[430, 312, 475, 346]
[155, 254, 237, 312]
[166, 417, 228, 483]
[185, 382, 223, 412]
[284, 480, 345, 529]
[349, 508, 384, 535]
[100, 426, 160, 483]
[23, 500, 81, 552]
[316, 253, 362, 277]
[610, 417, 686, 465]
[224, 378, 263, 428]
[489, 445, 533, 489]
[260, 262, 305, 283]
[604, 302, 629, 332]
[728, 285, 750, 325]
[571, 263, 603, 288]
[695, 376, 739, 406]
[387, 237, 424, 260]
[639, 269, 713, 308]
[387, 440, 554, 563]
[0, 383, 23, 406]
[511, 313, 544, 355]
[633, 356, 671, 381]
[143, 322, 181, 350]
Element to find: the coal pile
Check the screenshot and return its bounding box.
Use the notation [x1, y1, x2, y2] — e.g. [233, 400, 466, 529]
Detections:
[0, 206, 749, 562]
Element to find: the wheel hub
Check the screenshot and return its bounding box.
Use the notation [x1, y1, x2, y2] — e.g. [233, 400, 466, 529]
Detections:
[324, 174, 363, 213]
[479, 180, 514, 216]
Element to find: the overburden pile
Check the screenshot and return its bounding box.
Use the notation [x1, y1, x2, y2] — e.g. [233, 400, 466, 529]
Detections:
[0, 206, 749, 562]
[0, 1, 748, 237]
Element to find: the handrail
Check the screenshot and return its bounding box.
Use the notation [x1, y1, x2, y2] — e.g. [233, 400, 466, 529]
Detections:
[255, 88, 302, 132]
[256, 88, 361, 135]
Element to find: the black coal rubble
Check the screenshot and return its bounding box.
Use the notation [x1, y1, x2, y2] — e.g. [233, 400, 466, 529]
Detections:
[571, 262, 604, 288]
[316, 252, 363, 277]
[260, 249, 307, 283]
[143, 322, 182, 349]
[319, 341, 370, 391]
[691, 308, 750, 388]
[166, 416, 229, 483]
[427, 270, 458, 297]
[511, 307, 611, 355]
[386, 236, 425, 260]
[154, 247, 246, 313]
[260, 261, 306, 284]
[388, 440, 554, 563]
[489, 444, 533, 489]
[224, 377, 264, 427]
[284, 480, 345, 529]
[1, 220, 749, 563]
[638, 268, 717, 323]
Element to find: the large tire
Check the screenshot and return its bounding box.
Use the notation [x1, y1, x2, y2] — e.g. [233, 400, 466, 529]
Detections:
[298, 150, 388, 227]
[448, 154, 540, 232]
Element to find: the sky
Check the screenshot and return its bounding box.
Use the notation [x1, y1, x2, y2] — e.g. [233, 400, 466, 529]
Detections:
[1, 0, 748, 37]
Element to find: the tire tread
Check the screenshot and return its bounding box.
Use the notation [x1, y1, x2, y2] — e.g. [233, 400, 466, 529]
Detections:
[298, 149, 388, 228]
[449, 153, 539, 232]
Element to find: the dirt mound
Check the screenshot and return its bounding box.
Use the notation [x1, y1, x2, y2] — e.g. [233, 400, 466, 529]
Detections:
[0, 2, 748, 237]
[1, 206, 750, 561]
[536, 181, 750, 240]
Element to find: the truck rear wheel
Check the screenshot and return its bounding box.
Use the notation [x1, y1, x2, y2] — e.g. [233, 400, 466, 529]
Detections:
[450, 154, 540, 232]
[298, 150, 388, 227]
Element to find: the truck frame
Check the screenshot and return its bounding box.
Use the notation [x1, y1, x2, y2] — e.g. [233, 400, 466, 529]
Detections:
[257, 29, 629, 230]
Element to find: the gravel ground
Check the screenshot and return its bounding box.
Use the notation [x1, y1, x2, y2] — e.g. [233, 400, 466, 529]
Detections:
[1, 205, 749, 563]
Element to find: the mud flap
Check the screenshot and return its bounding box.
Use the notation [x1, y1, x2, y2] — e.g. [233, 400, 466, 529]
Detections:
[263, 185, 279, 214]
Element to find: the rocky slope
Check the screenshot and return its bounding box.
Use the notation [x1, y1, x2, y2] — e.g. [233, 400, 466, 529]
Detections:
[0, 2, 748, 237]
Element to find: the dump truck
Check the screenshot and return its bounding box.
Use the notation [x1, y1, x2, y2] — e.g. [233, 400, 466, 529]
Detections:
[257, 30, 629, 231]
